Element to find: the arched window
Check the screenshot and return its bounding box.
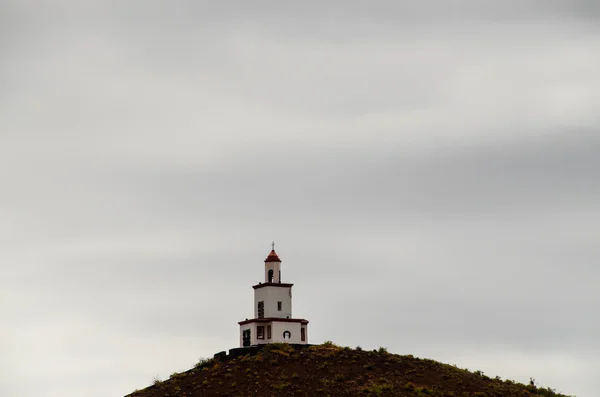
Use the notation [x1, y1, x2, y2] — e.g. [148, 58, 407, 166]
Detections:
[283, 330, 291, 340]
[268, 269, 274, 283]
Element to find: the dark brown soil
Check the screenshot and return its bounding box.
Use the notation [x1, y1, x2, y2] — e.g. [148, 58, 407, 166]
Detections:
[125, 343, 571, 397]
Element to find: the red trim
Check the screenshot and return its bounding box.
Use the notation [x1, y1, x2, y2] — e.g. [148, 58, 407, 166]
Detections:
[238, 317, 309, 326]
[253, 282, 293, 289]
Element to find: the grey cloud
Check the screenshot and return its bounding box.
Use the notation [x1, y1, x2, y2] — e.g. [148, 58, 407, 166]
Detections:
[97, 129, 599, 223]
[1, 2, 599, 397]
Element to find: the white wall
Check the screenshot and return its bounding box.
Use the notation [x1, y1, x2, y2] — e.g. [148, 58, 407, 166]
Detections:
[253, 286, 292, 319]
[270, 321, 306, 344]
[239, 321, 309, 346]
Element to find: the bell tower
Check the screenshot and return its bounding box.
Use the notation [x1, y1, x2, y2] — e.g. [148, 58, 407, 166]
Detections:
[238, 244, 309, 347]
[264, 242, 281, 283]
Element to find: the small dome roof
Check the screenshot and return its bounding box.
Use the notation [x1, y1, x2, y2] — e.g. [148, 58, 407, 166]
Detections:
[264, 249, 281, 262]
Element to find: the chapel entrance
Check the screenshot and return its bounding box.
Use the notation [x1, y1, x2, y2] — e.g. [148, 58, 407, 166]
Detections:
[242, 329, 251, 347]
[283, 330, 291, 341]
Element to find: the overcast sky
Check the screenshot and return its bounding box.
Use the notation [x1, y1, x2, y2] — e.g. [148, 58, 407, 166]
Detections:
[1, 1, 599, 396]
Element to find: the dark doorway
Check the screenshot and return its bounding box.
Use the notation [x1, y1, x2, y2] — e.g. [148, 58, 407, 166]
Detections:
[242, 329, 251, 347]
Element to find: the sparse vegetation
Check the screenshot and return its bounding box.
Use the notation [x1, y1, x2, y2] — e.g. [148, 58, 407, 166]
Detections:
[194, 356, 216, 370]
[126, 342, 573, 397]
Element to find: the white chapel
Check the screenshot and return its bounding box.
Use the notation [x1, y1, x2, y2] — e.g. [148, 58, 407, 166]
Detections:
[238, 244, 309, 347]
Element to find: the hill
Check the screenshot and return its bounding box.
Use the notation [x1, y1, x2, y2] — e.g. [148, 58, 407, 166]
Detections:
[125, 342, 572, 397]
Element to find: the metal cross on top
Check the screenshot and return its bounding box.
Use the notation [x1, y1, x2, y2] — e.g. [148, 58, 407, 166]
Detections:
[271, 241, 275, 250]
